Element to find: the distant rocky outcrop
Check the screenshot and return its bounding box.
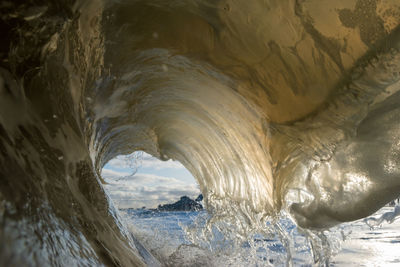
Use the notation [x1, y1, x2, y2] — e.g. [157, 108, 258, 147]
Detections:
[156, 195, 203, 211]
[195, 194, 203, 202]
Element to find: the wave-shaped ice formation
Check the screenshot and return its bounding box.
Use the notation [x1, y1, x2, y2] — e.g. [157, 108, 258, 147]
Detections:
[0, 0, 400, 265]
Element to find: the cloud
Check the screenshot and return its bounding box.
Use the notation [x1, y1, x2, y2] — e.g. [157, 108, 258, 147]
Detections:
[141, 153, 185, 170]
[105, 152, 185, 171]
[101, 168, 130, 179]
[101, 171, 200, 209]
[101, 152, 199, 209]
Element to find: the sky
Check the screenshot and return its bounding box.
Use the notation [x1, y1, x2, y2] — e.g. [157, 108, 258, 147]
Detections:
[101, 151, 200, 209]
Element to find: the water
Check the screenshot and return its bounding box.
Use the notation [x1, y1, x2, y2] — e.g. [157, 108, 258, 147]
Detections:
[333, 208, 400, 266]
[1, 0, 400, 265]
[121, 205, 400, 266]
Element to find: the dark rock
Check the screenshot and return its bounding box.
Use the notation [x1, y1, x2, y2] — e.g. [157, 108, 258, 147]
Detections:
[156, 196, 203, 211]
[195, 194, 203, 202]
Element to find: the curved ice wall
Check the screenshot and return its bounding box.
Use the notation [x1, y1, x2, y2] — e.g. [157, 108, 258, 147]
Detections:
[0, 0, 400, 265]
